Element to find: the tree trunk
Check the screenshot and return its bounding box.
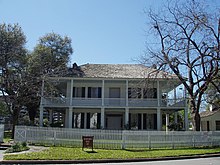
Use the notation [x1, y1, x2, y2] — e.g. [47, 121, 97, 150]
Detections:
[11, 113, 18, 139]
[28, 109, 36, 126]
[194, 111, 201, 131]
[189, 99, 201, 131]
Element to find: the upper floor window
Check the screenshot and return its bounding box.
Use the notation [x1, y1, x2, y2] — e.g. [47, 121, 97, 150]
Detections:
[88, 87, 101, 98]
[143, 88, 157, 98]
[73, 87, 85, 98]
[109, 87, 120, 98]
[128, 88, 141, 98]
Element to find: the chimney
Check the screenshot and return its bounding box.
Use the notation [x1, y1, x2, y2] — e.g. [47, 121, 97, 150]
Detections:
[151, 64, 157, 69]
[72, 63, 78, 69]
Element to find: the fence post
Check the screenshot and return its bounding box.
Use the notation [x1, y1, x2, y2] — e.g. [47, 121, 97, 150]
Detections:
[148, 132, 151, 150]
[121, 130, 126, 149]
[0, 124, 4, 143]
[24, 126, 27, 142]
[192, 132, 195, 148]
[53, 130, 56, 146]
[172, 131, 174, 149]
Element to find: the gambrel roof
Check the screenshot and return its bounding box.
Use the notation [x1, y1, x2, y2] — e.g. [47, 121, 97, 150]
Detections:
[79, 64, 178, 79]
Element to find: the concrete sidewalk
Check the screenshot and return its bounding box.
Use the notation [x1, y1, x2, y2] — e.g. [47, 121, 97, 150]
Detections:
[0, 150, 4, 161]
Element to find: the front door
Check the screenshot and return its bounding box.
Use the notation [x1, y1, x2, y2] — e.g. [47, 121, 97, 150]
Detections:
[106, 115, 122, 130]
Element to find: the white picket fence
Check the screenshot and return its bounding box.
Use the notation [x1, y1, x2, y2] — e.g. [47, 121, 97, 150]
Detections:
[0, 124, 4, 142]
[14, 126, 220, 149]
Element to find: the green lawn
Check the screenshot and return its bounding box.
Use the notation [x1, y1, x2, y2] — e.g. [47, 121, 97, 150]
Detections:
[4, 147, 220, 160]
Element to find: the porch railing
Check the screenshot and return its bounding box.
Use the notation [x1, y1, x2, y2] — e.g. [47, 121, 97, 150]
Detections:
[42, 97, 186, 108]
[15, 126, 220, 150]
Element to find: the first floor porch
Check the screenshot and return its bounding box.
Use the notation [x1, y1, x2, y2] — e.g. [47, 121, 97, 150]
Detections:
[39, 107, 189, 131]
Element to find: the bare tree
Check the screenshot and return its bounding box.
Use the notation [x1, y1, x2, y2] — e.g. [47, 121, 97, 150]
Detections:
[144, 0, 220, 131]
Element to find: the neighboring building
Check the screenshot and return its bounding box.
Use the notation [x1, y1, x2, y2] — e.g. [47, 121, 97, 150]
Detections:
[39, 64, 188, 131]
[201, 105, 220, 131]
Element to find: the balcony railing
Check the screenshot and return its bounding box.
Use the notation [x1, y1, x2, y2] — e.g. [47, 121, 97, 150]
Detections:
[42, 97, 70, 106]
[42, 97, 186, 108]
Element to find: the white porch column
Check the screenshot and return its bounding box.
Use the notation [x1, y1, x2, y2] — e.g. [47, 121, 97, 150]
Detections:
[70, 79, 73, 106]
[141, 113, 144, 130]
[102, 80, 105, 106]
[68, 108, 73, 128]
[125, 108, 129, 126]
[174, 112, 178, 124]
[126, 80, 128, 107]
[157, 108, 161, 131]
[65, 109, 69, 128]
[157, 80, 160, 107]
[49, 109, 53, 124]
[174, 88, 177, 104]
[101, 108, 105, 129]
[84, 112, 87, 129]
[166, 113, 170, 132]
[39, 106, 44, 127]
[184, 107, 189, 131]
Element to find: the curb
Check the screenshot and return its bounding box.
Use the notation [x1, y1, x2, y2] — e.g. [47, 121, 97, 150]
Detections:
[0, 153, 220, 164]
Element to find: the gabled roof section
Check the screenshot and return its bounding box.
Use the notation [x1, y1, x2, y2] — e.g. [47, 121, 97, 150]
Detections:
[200, 109, 220, 118]
[79, 64, 178, 79]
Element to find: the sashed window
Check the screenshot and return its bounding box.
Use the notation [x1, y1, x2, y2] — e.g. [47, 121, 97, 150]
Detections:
[216, 121, 220, 130]
[88, 87, 102, 98]
[73, 87, 85, 98]
[143, 88, 157, 98]
[128, 88, 141, 98]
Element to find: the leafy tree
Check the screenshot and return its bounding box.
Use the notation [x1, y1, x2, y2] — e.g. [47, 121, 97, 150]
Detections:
[25, 32, 73, 125]
[0, 101, 8, 117]
[144, 0, 220, 131]
[29, 32, 73, 75]
[0, 23, 27, 137]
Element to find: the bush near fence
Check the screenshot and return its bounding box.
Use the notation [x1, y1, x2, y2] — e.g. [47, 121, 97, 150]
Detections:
[14, 126, 220, 150]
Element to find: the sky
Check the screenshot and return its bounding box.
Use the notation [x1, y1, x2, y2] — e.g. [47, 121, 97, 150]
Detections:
[0, 0, 165, 66]
[0, 0, 218, 66]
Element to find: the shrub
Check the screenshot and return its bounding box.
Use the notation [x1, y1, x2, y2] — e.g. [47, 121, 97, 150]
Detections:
[5, 142, 29, 153]
[21, 141, 27, 148]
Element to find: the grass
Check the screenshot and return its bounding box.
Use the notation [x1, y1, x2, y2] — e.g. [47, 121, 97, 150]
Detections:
[3, 147, 220, 160]
[3, 131, 12, 143]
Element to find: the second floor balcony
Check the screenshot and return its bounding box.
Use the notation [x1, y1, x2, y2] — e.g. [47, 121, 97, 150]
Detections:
[42, 97, 186, 108]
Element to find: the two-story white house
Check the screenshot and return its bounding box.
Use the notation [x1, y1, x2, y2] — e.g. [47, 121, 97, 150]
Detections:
[39, 64, 188, 131]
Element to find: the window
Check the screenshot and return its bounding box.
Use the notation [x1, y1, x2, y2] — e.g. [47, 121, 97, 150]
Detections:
[216, 121, 220, 130]
[109, 87, 120, 98]
[207, 121, 210, 131]
[88, 87, 102, 98]
[73, 87, 85, 98]
[143, 88, 157, 98]
[128, 88, 141, 98]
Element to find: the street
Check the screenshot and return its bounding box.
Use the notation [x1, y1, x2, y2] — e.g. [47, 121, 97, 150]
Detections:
[0, 157, 219, 165]
[68, 157, 220, 165]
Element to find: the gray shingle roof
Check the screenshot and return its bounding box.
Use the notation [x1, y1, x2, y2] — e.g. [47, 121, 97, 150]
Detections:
[79, 64, 178, 79]
[200, 109, 220, 118]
